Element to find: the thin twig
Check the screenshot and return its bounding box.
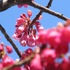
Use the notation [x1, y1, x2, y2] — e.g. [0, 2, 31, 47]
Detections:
[30, 0, 53, 27]
[3, 53, 35, 70]
[46, 0, 53, 8]
[0, 24, 21, 58]
[29, 1, 69, 21]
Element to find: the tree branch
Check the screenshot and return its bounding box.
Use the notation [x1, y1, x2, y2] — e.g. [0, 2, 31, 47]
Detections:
[30, 1, 69, 20]
[46, 0, 53, 8]
[0, 0, 69, 21]
[0, 24, 21, 58]
[3, 53, 35, 70]
[30, 0, 53, 27]
[0, 0, 32, 12]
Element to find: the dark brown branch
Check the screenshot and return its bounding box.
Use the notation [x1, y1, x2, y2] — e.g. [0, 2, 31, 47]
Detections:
[0, 24, 21, 58]
[0, 0, 15, 11]
[3, 53, 35, 70]
[30, 1, 69, 21]
[0, 0, 69, 20]
[46, 0, 53, 8]
[0, 0, 31, 12]
[30, 0, 53, 27]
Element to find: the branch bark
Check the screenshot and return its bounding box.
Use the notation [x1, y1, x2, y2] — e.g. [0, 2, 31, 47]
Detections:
[30, 0, 53, 27]
[0, 24, 21, 58]
[0, 0, 69, 20]
[0, 0, 31, 11]
[30, 1, 69, 20]
[3, 53, 35, 70]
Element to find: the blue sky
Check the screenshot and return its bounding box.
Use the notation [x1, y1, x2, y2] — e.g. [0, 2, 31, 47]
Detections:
[0, 0, 70, 60]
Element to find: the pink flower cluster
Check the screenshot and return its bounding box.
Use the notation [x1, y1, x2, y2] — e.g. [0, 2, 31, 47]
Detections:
[12, 12, 70, 69]
[0, 42, 15, 69]
[0, 41, 34, 70]
[0, 54, 25, 70]
[21, 48, 70, 70]
[13, 10, 70, 56]
[13, 10, 44, 47]
[38, 26, 70, 55]
[1, 7, 70, 69]
[0, 42, 12, 54]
